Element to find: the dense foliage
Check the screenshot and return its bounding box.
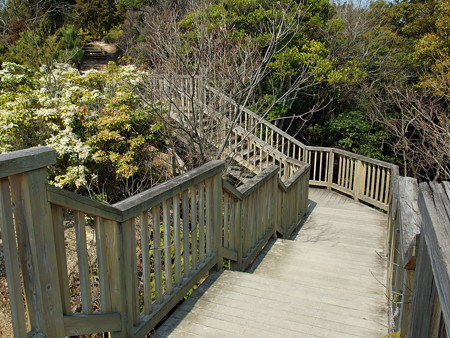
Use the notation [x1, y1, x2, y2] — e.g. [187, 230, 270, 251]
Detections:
[0, 0, 448, 182]
[0, 62, 167, 202]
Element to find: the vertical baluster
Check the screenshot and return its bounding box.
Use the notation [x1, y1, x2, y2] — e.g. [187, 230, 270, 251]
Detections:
[345, 157, 350, 189]
[365, 163, 371, 196]
[173, 195, 181, 285]
[375, 166, 381, 202]
[199, 183, 206, 262]
[74, 211, 93, 314]
[140, 211, 152, 315]
[384, 169, 391, 205]
[319, 152, 323, 182]
[205, 179, 212, 256]
[229, 198, 236, 251]
[380, 168, 386, 204]
[313, 152, 317, 181]
[123, 218, 139, 326]
[51, 205, 71, 315]
[190, 187, 198, 270]
[370, 164, 376, 199]
[94, 217, 110, 312]
[152, 206, 163, 304]
[162, 200, 172, 295]
[223, 193, 229, 248]
[182, 192, 190, 277]
[349, 158, 354, 191]
[259, 146, 263, 171]
[338, 155, 342, 186]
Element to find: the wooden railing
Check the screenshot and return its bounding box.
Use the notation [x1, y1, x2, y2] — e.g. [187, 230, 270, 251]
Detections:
[0, 146, 309, 337]
[147, 75, 397, 211]
[387, 177, 449, 337]
[222, 163, 310, 270]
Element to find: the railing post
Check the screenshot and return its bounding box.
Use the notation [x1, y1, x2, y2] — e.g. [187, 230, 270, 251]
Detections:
[0, 147, 65, 336]
[327, 150, 334, 190]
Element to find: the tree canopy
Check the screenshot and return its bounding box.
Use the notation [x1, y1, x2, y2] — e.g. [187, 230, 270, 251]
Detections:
[0, 0, 448, 182]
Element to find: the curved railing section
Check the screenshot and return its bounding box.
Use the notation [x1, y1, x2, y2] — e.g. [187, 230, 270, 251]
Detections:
[147, 74, 398, 211]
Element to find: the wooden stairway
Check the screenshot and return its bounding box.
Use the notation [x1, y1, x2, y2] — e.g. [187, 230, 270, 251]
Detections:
[79, 42, 117, 71]
[155, 188, 388, 337]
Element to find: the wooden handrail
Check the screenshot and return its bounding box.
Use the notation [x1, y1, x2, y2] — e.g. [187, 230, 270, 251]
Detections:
[0, 146, 56, 178]
[113, 160, 225, 220]
[151, 75, 398, 211]
[47, 185, 123, 221]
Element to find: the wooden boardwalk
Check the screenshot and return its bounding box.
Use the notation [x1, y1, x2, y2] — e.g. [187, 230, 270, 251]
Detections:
[156, 188, 388, 337]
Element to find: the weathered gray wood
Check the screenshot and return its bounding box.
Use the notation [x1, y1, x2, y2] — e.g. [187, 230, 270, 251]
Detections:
[114, 160, 225, 220]
[100, 218, 127, 338]
[398, 177, 421, 268]
[133, 257, 217, 337]
[190, 187, 198, 269]
[237, 166, 278, 197]
[429, 181, 450, 221]
[74, 211, 93, 314]
[418, 182, 450, 332]
[182, 192, 190, 276]
[140, 211, 152, 315]
[173, 195, 182, 286]
[0, 146, 56, 178]
[152, 205, 163, 304]
[47, 184, 123, 221]
[222, 179, 243, 200]
[51, 205, 71, 315]
[0, 178, 27, 337]
[163, 199, 173, 295]
[63, 313, 121, 336]
[122, 218, 140, 329]
[408, 233, 437, 338]
[94, 217, 111, 312]
[443, 181, 450, 200]
[9, 169, 65, 336]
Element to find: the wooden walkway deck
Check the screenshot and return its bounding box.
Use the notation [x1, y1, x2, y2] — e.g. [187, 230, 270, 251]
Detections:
[156, 188, 389, 337]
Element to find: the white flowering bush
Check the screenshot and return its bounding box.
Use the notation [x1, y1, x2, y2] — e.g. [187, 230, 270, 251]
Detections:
[0, 62, 165, 202]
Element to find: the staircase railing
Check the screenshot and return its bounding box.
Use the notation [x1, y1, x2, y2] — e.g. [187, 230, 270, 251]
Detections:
[222, 163, 310, 270]
[147, 74, 397, 211]
[0, 146, 309, 337]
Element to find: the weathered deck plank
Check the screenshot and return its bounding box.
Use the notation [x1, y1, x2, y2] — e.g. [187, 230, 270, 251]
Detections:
[156, 188, 388, 337]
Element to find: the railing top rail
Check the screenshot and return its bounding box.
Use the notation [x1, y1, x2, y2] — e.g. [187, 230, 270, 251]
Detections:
[237, 166, 279, 198]
[418, 181, 450, 329]
[149, 74, 202, 80]
[0, 146, 56, 178]
[232, 125, 306, 165]
[47, 185, 123, 221]
[114, 160, 225, 220]
[281, 163, 310, 191]
[330, 148, 397, 169]
[204, 85, 307, 148]
[223, 180, 243, 200]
